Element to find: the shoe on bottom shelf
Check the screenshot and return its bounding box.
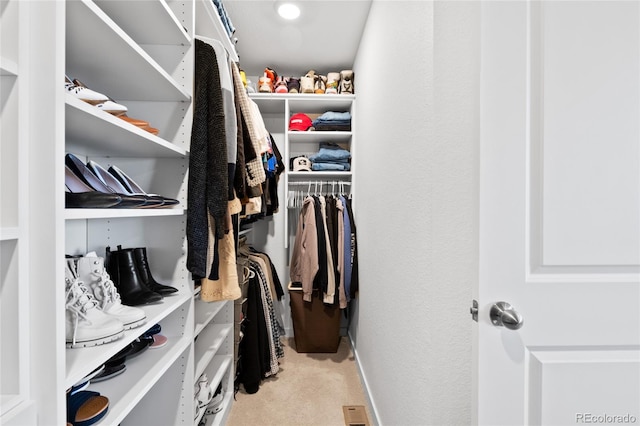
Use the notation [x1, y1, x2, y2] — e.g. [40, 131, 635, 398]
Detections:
[65, 261, 125, 349]
[205, 383, 224, 415]
[67, 390, 109, 426]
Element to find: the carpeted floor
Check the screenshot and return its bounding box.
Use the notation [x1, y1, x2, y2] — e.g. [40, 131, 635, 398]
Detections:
[227, 336, 372, 426]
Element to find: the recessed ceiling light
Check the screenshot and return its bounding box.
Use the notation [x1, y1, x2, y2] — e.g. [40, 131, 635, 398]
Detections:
[278, 3, 300, 20]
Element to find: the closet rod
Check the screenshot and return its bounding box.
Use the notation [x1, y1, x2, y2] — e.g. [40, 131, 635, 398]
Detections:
[288, 181, 352, 185]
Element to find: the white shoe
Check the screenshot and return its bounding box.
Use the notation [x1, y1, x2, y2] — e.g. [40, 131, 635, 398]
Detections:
[65, 260, 125, 348]
[74, 252, 146, 330]
[205, 383, 224, 415]
[65, 76, 109, 105]
[195, 374, 213, 408]
[95, 100, 128, 116]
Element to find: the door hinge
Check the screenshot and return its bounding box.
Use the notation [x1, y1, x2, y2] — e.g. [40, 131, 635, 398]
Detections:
[470, 299, 478, 322]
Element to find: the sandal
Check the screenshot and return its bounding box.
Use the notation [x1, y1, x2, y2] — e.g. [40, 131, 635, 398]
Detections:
[67, 390, 109, 426]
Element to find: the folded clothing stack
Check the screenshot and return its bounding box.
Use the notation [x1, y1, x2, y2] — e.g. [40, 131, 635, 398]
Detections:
[312, 111, 351, 131]
[309, 142, 351, 171]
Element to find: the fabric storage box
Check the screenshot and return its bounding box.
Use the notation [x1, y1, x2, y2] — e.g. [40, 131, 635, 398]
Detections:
[288, 283, 341, 353]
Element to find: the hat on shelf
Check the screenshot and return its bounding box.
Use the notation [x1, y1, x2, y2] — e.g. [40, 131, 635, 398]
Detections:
[292, 156, 312, 172]
[289, 113, 313, 131]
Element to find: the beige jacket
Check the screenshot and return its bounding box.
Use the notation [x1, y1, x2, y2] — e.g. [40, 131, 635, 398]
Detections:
[289, 197, 319, 302]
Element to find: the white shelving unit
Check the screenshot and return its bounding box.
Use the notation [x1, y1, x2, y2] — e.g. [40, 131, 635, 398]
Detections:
[1, 0, 36, 424]
[0, 0, 238, 424]
[250, 93, 356, 249]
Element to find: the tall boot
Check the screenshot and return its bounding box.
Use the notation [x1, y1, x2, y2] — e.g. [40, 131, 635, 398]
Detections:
[106, 246, 163, 306]
[133, 247, 179, 296]
[75, 252, 147, 329]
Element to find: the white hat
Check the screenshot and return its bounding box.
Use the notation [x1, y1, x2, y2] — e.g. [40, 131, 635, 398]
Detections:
[292, 156, 311, 172]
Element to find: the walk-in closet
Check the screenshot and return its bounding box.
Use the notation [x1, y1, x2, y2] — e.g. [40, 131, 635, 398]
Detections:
[8, 1, 632, 425]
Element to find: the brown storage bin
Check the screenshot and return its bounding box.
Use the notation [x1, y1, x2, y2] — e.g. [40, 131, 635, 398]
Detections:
[288, 283, 341, 353]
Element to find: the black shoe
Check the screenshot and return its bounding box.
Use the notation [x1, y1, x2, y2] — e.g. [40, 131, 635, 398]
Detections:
[134, 247, 179, 295]
[65, 165, 123, 208]
[105, 246, 163, 306]
[108, 165, 179, 207]
[65, 153, 149, 208]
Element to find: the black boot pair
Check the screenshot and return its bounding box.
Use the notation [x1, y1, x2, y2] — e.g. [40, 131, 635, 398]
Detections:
[105, 246, 178, 306]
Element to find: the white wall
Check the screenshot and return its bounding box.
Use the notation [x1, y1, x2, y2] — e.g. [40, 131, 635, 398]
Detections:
[351, 2, 480, 424]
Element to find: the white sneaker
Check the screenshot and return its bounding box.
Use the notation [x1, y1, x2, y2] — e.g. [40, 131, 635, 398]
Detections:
[65, 260, 125, 348]
[195, 374, 213, 408]
[95, 100, 128, 116]
[65, 76, 109, 105]
[75, 252, 146, 330]
[205, 383, 224, 415]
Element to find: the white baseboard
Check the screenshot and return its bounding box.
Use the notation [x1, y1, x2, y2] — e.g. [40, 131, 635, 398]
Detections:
[348, 332, 381, 426]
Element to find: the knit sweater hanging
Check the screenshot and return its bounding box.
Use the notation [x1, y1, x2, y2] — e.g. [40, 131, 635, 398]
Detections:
[187, 39, 228, 280]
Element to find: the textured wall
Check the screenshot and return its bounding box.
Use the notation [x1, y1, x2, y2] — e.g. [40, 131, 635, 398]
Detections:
[351, 2, 479, 424]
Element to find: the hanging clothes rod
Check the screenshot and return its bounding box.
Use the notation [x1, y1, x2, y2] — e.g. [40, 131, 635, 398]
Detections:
[288, 181, 352, 185]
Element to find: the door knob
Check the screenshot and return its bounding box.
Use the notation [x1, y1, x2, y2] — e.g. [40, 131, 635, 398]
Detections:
[490, 301, 523, 330]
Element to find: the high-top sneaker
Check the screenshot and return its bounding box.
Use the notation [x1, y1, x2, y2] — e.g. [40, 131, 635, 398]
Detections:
[274, 76, 289, 93]
[339, 70, 354, 94]
[75, 252, 147, 330]
[314, 75, 327, 94]
[325, 72, 341, 94]
[287, 77, 300, 93]
[65, 259, 125, 348]
[258, 76, 273, 93]
[300, 76, 315, 94]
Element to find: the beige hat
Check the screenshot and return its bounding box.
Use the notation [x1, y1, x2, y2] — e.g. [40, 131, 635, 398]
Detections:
[292, 156, 311, 172]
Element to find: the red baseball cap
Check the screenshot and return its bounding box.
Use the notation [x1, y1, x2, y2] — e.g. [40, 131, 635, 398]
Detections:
[289, 113, 313, 131]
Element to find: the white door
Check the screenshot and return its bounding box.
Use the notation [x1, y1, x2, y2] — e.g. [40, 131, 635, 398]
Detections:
[476, 1, 640, 425]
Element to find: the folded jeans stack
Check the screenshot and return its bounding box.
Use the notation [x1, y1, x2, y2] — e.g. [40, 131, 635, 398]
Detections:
[312, 111, 352, 131]
[309, 142, 351, 171]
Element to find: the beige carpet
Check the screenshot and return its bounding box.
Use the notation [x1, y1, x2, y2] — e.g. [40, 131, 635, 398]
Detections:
[227, 336, 373, 426]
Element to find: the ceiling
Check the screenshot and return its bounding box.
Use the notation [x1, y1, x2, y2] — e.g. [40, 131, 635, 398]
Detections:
[222, 0, 372, 78]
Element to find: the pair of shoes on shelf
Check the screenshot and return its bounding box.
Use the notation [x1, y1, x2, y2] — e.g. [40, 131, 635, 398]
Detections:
[90, 323, 166, 383]
[65, 76, 159, 135]
[65, 152, 179, 209]
[105, 245, 178, 306]
[65, 76, 128, 115]
[66, 386, 109, 426]
[339, 70, 354, 94]
[258, 67, 278, 93]
[141, 322, 168, 348]
[65, 252, 148, 349]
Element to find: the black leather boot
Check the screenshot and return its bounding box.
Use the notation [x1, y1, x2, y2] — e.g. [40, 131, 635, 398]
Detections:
[106, 246, 163, 306]
[133, 247, 178, 296]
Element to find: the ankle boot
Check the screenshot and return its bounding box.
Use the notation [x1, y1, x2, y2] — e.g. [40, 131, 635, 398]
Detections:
[74, 252, 147, 329]
[106, 246, 163, 306]
[133, 247, 179, 296]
